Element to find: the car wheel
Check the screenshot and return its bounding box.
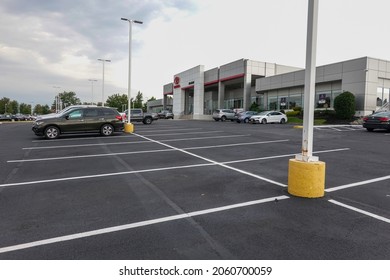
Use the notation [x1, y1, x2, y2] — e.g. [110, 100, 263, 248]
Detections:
[280, 118, 286, 124]
[221, 116, 227, 121]
[44, 126, 60, 139]
[101, 124, 114, 136]
[143, 117, 153, 124]
[244, 118, 249, 123]
[261, 118, 267, 124]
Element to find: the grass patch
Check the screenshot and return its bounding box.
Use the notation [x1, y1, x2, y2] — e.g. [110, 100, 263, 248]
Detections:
[287, 117, 303, 124]
[288, 117, 327, 125]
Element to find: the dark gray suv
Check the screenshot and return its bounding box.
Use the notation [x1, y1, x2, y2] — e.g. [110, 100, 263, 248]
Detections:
[32, 107, 124, 139]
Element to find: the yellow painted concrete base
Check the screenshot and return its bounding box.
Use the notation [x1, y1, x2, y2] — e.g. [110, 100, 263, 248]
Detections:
[124, 122, 134, 133]
[288, 159, 325, 198]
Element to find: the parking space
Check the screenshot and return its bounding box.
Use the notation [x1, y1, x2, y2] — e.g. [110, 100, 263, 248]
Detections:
[0, 120, 389, 259]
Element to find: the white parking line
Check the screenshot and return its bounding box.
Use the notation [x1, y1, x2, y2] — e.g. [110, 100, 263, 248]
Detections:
[1, 148, 350, 187]
[325, 175, 390, 192]
[133, 133, 288, 187]
[0, 195, 289, 254]
[11, 140, 289, 163]
[28, 128, 205, 143]
[328, 199, 390, 224]
[24, 133, 243, 150]
[141, 131, 224, 137]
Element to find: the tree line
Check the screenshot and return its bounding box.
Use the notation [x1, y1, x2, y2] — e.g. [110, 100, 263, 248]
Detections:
[1, 91, 157, 115]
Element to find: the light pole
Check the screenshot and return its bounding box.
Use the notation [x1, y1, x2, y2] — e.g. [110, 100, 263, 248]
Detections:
[88, 79, 98, 105]
[121, 17, 143, 133]
[288, 0, 325, 198]
[97, 58, 111, 106]
[53, 86, 61, 113]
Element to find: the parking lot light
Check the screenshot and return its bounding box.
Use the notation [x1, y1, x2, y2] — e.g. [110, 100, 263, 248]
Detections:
[288, 0, 326, 198]
[97, 59, 111, 107]
[121, 17, 143, 133]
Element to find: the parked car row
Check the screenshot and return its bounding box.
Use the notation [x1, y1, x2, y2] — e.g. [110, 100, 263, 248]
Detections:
[213, 109, 288, 124]
[0, 113, 36, 121]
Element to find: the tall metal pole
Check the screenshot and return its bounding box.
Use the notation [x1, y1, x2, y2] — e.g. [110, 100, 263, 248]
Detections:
[296, 0, 319, 162]
[121, 18, 143, 124]
[97, 59, 111, 106]
[88, 79, 98, 105]
[288, 0, 325, 199]
[53, 86, 61, 113]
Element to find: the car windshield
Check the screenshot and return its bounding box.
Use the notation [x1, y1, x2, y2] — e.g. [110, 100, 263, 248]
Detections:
[372, 112, 390, 117]
[256, 111, 269, 116]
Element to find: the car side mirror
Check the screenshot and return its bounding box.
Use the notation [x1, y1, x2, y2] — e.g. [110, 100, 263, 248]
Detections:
[65, 115, 69, 120]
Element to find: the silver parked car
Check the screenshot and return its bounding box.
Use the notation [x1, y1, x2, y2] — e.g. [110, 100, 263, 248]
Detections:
[236, 111, 258, 123]
[212, 109, 237, 121]
[250, 111, 288, 124]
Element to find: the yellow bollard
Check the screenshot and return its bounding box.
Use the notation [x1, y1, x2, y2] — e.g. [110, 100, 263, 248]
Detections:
[288, 159, 325, 198]
[124, 122, 134, 133]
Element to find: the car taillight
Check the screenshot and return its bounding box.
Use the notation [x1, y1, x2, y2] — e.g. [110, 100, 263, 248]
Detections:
[116, 115, 123, 121]
[379, 117, 390, 122]
[363, 117, 369, 121]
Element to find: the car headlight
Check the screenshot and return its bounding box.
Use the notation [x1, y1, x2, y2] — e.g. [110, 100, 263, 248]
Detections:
[34, 121, 44, 126]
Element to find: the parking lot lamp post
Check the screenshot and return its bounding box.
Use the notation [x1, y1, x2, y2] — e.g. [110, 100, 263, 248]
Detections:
[88, 79, 98, 105]
[97, 59, 111, 106]
[53, 86, 61, 113]
[121, 17, 143, 133]
[288, 0, 325, 198]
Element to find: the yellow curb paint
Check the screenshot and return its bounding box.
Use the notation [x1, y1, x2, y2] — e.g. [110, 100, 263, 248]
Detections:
[287, 159, 325, 198]
[124, 123, 134, 133]
[293, 125, 303, 129]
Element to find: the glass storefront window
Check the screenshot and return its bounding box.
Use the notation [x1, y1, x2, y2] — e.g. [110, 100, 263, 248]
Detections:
[316, 91, 331, 108]
[289, 94, 302, 109]
[224, 98, 243, 109]
[279, 96, 288, 110]
[384, 88, 389, 104]
[268, 96, 278, 110]
[377, 87, 383, 106]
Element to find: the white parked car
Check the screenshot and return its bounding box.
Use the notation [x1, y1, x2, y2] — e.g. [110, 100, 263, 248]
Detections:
[249, 111, 288, 124]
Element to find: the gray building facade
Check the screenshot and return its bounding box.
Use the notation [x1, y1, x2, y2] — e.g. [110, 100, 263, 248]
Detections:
[162, 57, 390, 119]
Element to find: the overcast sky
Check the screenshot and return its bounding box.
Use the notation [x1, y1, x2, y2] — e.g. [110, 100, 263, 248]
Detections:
[1, 0, 390, 107]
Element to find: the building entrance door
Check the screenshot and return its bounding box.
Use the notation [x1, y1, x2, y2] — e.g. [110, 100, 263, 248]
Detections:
[185, 89, 194, 115]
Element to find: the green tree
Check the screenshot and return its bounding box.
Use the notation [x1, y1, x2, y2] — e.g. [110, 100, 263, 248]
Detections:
[106, 93, 128, 112]
[134, 91, 143, 109]
[52, 91, 81, 110]
[0, 97, 11, 114]
[334, 91, 355, 119]
[34, 104, 51, 115]
[9, 100, 19, 114]
[19, 103, 32, 114]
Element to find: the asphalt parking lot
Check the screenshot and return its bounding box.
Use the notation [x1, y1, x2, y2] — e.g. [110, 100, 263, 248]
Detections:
[0, 120, 389, 260]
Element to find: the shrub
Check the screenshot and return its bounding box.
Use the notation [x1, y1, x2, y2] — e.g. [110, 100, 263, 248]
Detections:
[249, 102, 259, 112]
[333, 91, 355, 119]
[286, 110, 300, 117]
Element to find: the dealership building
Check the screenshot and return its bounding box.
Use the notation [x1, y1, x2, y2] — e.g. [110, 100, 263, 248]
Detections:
[160, 56, 390, 119]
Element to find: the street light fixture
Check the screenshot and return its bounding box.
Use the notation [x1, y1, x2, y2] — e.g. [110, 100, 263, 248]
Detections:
[121, 17, 143, 133]
[88, 79, 98, 105]
[53, 86, 61, 113]
[97, 58, 111, 106]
